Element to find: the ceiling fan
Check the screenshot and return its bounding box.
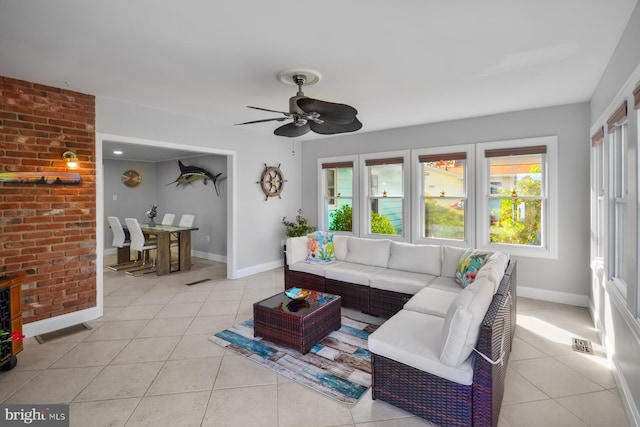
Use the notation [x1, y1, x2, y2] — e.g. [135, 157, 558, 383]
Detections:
[235, 70, 362, 138]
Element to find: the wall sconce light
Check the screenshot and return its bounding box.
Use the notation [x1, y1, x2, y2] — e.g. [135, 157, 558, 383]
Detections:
[62, 151, 78, 169]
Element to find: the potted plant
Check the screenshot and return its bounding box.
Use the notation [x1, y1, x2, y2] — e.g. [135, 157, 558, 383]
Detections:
[282, 209, 316, 237]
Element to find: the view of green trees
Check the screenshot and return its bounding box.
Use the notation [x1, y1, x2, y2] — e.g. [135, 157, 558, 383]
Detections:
[424, 200, 464, 239]
[329, 205, 398, 235]
[490, 170, 542, 246]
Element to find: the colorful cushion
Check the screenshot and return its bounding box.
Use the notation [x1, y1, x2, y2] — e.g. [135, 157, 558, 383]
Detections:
[306, 231, 336, 264]
[455, 249, 489, 288]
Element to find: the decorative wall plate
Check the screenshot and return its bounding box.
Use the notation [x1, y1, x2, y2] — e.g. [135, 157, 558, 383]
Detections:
[257, 163, 286, 200]
[121, 170, 141, 187]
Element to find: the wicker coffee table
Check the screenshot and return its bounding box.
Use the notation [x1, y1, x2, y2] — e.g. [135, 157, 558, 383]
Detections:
[253, 289, 341, 354]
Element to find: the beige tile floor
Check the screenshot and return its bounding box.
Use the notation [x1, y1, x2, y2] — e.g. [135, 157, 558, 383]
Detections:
[0, 257, 631, 427]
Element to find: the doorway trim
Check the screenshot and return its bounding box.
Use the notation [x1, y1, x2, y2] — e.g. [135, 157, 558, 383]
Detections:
[96, 132, 237, 318]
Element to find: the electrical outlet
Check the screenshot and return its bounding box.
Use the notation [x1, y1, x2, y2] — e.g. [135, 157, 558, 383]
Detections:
[206, 235, 210, 242]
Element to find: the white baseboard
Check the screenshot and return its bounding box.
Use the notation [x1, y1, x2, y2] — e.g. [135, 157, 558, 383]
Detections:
[518, 286, 589, 307]
[22, 307, 101, 338]
[236, 259, 283, 279]
[192, 250, 227, 264]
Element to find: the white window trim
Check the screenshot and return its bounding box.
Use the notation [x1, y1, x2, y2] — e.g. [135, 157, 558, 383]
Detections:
[360, 150, 410, 241]
[411, 144, 475, 247]
[476, 136, 558, 259]
[317, 155, 358, 235]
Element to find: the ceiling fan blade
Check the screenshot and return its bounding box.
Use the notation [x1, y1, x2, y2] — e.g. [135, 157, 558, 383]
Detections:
[309, 117, 363, 135]
[234, 117, 289, 125]
[297, 98, 358, 124]
[274, 122, 311, 137]
[247, 106, 291, 116]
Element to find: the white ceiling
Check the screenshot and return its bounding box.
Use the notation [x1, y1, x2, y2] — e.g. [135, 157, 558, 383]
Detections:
[0, 0, 637, 144]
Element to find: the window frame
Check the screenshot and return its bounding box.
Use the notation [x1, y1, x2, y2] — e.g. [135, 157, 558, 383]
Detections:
[609, 118, 629, 298]
[476, 136, 558, 259]
[317, 155, 358, 235]
[412, 144, 474, 247]
[360, 150, 410, 240]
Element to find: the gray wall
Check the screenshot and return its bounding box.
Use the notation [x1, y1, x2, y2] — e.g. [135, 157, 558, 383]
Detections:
[589, 1, 640, 423]
[97, 98, 303, 274]
[301, 103, 591, 302]
[103, 155, 228, 258]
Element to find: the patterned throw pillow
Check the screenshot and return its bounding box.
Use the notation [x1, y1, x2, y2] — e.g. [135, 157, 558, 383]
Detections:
[455, 249, 489, 288]
[306, 231, 336, 264]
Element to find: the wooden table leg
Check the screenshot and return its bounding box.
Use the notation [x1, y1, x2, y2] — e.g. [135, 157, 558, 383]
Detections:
[155, 233, 171, 275]
[178, 230, 192, 271]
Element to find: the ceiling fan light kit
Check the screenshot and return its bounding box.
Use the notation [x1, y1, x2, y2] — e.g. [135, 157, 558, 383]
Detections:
[236, 69, 362, 138]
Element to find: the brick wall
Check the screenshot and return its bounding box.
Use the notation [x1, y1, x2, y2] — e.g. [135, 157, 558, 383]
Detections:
[0, 76, 96, 324]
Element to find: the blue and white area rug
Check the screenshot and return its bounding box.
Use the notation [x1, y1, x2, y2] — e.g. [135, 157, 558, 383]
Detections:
[209, 316, 378, 404]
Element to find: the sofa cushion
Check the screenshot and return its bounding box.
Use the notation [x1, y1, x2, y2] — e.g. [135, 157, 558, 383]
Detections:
[475, 251, 509, 293]
[369, 269, 435, 295]
[325, 262, 385, 286]
[306, 231, 336, 264]
[442, 246, 469, 277]
[334, 235, 348, 261]
[368, 309, 474, 385]
[427, 276, 463, 293]
[455, 249, 489, 288]
[440, 277, 494, 367]
[289, 260, 342, 277]
[403, 287, 460, 317]
[285, 236, 309, 265]
[387, 242, 441, 276]
[345, 237, 392, 268]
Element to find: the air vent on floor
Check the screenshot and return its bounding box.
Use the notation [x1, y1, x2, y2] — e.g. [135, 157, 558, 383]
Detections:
[184, 278, 212, 286]
[572, 337, 593, 354]
[35, 323, 92, 344]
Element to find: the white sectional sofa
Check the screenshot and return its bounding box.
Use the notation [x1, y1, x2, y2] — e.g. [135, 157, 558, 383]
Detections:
[284, 234, 517, 427]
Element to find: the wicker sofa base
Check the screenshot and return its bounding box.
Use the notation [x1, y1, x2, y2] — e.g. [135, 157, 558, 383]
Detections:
[372, 353, 473, 427]
[325, 278, 370, 312]
[283, 265, 325, 293]
[369, 288, 413, 318]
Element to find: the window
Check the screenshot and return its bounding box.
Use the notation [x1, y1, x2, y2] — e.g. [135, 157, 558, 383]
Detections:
[607, 102, 628, 296]
[362, 152, 409, 239]
[477, 137, 557, 258]
[418, 151, 467, 241]
[319, 158, 356, 233]
[591, 127, 605, 259]
[486, 146, 546, 247]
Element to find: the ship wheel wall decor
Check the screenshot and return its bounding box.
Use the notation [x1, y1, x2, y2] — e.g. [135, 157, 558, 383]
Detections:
[257, 163, 287, 201]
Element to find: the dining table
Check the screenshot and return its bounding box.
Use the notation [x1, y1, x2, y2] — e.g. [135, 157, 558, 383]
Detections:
[140, 223, 199, 275]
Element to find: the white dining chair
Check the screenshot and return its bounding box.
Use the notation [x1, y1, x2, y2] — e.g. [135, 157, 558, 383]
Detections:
[161, 213, 175, 226]
[124, 218, 157, 276]
[178, 214, 195, 227]
[107, 216, 135, 271]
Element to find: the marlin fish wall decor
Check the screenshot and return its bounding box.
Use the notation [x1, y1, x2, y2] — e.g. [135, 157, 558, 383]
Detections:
[168, 160, 224, 197]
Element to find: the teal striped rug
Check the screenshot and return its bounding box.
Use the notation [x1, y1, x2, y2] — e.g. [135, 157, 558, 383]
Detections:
[209, 316, 378, 404]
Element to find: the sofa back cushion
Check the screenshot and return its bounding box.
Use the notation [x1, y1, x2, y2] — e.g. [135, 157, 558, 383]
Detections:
[345, 237, 392, 268]
[387, 242, 441, 276]
[475, 251, 509, 293]
[441, 246, 469, 277]
[285, 236, 309, 265]
[439, 276, 494, 367]
[334, 235, 349, 261]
